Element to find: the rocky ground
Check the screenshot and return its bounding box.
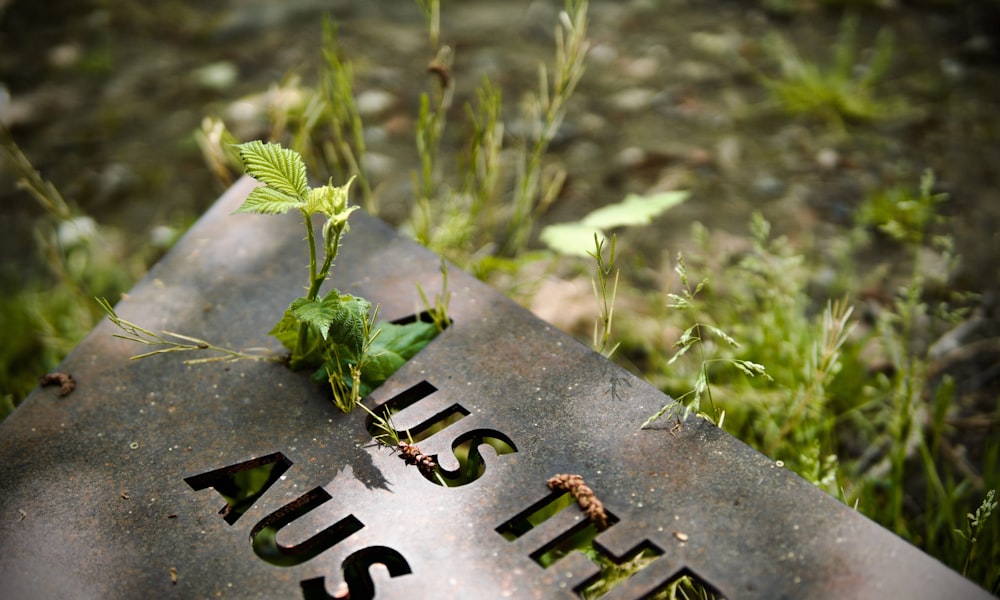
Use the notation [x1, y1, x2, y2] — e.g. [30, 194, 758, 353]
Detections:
[3, 1, 999, 280]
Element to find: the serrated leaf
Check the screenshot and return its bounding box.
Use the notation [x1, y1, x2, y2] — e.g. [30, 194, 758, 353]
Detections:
[236, 140, 309, 197]
[324, 292, 371, 355]
[290, 297, 337, 339]
[580, 191, 689, 229]
[269, 307, 324, 368]
[268, 309, 300, 353]
[314, 320, 439, 401]
[235, 186, 305, 215]
[539, 222, 605, 257]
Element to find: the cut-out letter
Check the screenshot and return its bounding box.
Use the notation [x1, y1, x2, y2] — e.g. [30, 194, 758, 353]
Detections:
[429, 429, 518, 487]
[365, 380, 470, 444]
[500, 487, 695, 598]
[184, 452, 292, 525]
[250, 487, 364, 567]
[299, 546, 412, 600]
[643, 568, 726, 600]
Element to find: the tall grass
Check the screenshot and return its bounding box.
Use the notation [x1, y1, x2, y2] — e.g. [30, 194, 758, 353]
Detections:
[636, 181, 996, 589]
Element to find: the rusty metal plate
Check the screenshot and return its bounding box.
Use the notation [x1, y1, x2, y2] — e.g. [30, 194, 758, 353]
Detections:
[0, 177, 991, 599]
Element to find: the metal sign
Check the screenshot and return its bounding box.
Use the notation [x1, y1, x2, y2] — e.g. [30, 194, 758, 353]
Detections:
[0, 178, 990, 599]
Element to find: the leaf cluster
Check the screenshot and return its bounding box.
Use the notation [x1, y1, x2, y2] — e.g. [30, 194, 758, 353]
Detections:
[235, 141, 441, 412]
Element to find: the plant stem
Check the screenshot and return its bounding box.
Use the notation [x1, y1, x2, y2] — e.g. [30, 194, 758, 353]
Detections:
[294, 208, 321, 364]
[293, 209, 345, 368]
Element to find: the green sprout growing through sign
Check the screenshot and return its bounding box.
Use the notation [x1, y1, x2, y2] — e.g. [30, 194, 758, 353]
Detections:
[100, 141, 445, 413]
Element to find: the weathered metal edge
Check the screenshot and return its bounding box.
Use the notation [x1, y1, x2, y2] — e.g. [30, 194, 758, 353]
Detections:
[0, 177, 991, 600]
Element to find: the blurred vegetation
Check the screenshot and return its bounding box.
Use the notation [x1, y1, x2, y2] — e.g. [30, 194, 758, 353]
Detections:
[0, 125, 155, 420]
[755, 14, 910, 131]
[1, 0, 997, 594]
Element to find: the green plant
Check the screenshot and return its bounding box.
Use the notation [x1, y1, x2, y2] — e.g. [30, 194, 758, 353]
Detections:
[416, 258, 452, 334]
[196, 0, 590, 290]
[857, 169, 948, 245]
[588, 234, 620, 359]
[643, 251, 771, 428]
[504, 0, 590, 255]
[317, 16, 375, 213]
[538, 190, 691, 359]
[101, 141, 443, 413]
[844, 172, 999, 587]
[626, 171, 995, 587]
[194, 18, 376, 213]
[756, 14, 902, 130]
[572, 538, 720, 599]
[0, 125, 142, 420]
[955, 489, 997, 578]
[406, 0, 591, 278]
[179, 2, 995, 590]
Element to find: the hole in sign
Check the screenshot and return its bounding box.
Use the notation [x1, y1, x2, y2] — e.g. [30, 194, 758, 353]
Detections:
[249, 487, 365, 567]
[300, 546, 412, 600]
[183, 452, 291, 525]
[496, 485, 723, 599]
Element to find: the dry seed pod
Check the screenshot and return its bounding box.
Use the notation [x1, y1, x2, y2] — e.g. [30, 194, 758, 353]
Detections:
[398, 442, 437, 477]
[547, 473, 610, 531]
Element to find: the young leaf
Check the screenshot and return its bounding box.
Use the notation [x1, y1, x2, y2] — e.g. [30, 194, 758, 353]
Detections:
[324, 292, 371, 355]
[236, 141, 309, 197]
[306, 177, 354, 217]
[235, 186, 305, 215]
[580, 191, 689, 229]
[268, 309, 300, 352]
[290, 297, 338, 339]
[539, 222, 604, 257]
[540, 191, 688, 256]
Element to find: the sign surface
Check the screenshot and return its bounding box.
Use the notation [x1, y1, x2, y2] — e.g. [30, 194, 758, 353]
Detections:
[0, 178, 990, 599]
